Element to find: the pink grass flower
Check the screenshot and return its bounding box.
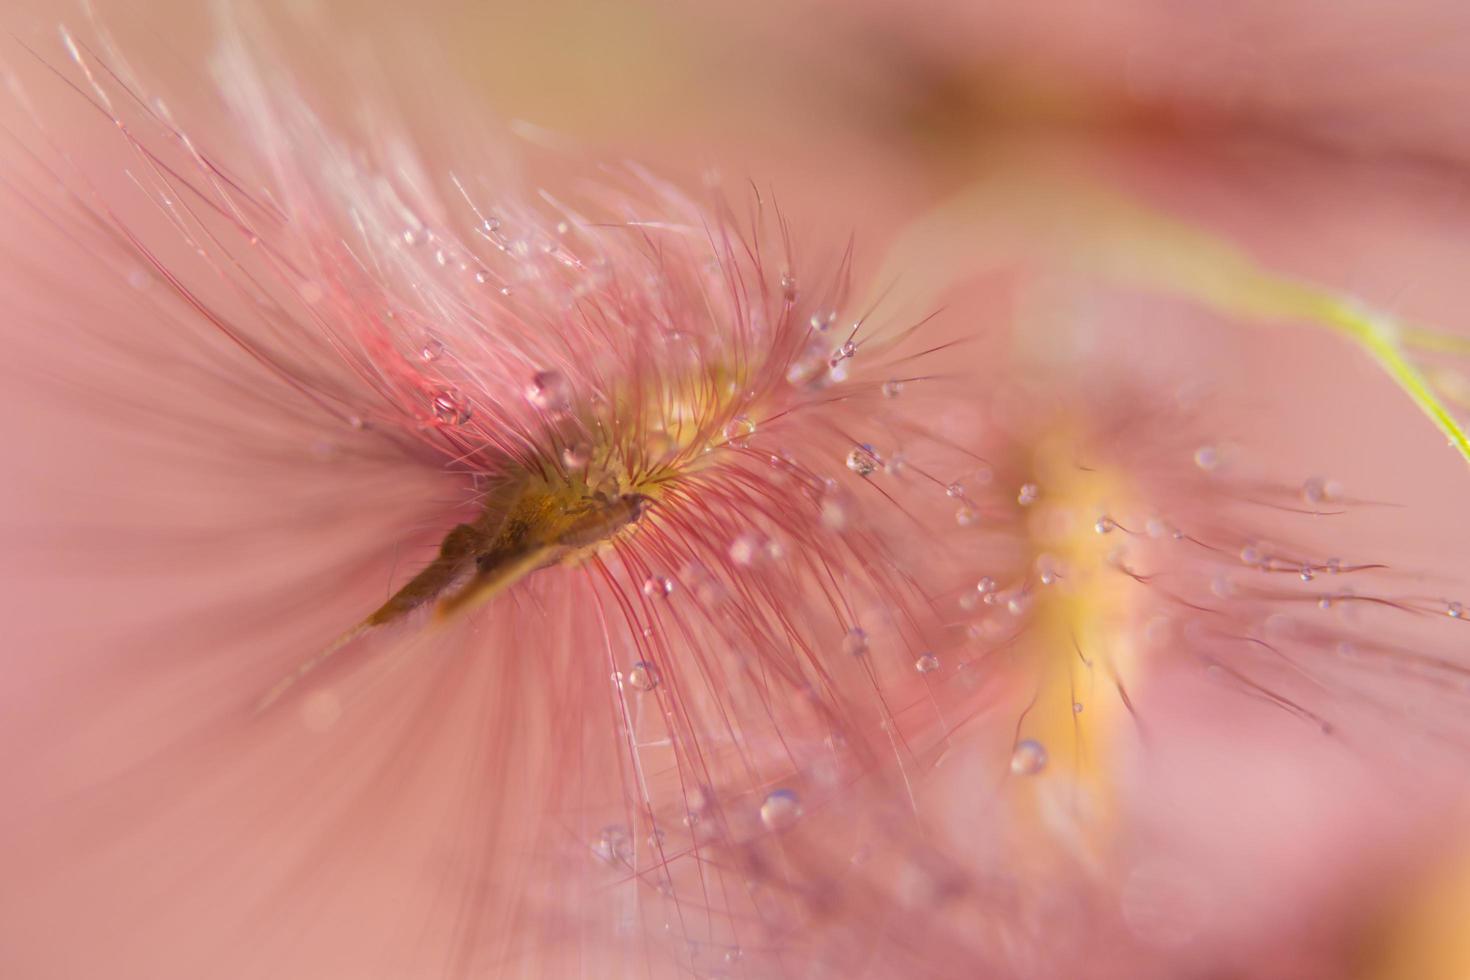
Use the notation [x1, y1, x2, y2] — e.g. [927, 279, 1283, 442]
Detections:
[2, 8, 1470, 980]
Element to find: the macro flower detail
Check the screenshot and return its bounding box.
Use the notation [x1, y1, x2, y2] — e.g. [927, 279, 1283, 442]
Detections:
[4, 8, 1470, 980]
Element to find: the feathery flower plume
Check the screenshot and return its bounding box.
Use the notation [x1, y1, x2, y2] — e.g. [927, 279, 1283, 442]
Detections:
[2, 9, 1469, 980]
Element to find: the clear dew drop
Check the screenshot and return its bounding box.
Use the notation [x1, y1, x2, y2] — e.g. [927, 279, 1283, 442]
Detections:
[945, 482, 965, 499]
[627, 661, 660, 692]
[881, 379, 905, 399]
[1448, 601, 1464, 619]
[820, 493, 849, 530]
[642, 575, 674, 599]
[729, 534, 761, 566]
[1010, 739, 1048, 775]
[846, 444, 879, 477]
[525, 370, 570, 411]
[722, 415, 756, 447]
[838, 339, 858, 359]
[1073, 702, 1084, 714]
[914, 652, 940, 674]
[842, 627, 869, 656]
[1094, 516, 1116, 534]
[560, 442, 591, 470]
[1017, 483, 1040, 506]
[1301, 476, 1339, 504]
[760, 788, 802, 831]
[785, 356, 823, 386]
[1299, 566, 1315, 582]
[593, 824, 632, 865]
[419, 338, 445, 362]
[430, 388, 471, 425]
[1193, 446, 1220, 471]
[976, 576, 997, 596]
[780, 272, 798, 299]
[955, 505, 979, 527]
[473, 270, 489, 284]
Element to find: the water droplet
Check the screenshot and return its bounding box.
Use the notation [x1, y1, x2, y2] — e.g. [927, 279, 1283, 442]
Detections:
[431, 388, 471, 425]
[838, 339, 857, 359]
[1017, 483, 1040, 506]
[780, 272, 798, 299]
[760, 788, 802, 831]
[593, 824, 632, 865]
[419, 338, 445, 362]
[820, 493, 849, 530]
[473, 270, 489, 284]
[1006, 594, 1029, 616]
[954, 505, 978, 527]
[846, 444, 879, 477]
[525, 370, 570, 411]
[1193, 446, 1220, 471]
[946, 482, 965, 499]
[1073, 702, 1084, 714]
[881, 379, 905, 398]
[1299, 566, 1315, 582]
[434, 248, 448, 267]
[1010, 739, 1048, 775]
[642, 575, 674, 599]
[914, 652, 940, 674]
[1094, 516, 1116, 534]
[627, 661, 660, 691]
[842, 627, 869, 656]
[809, 311, 835, 332]
[1301, 477, 1340, 505]
[723, 415, 756, 447]
[1449, 601, 1464, 619]
[561, 442, 591, 470]
[729, 534, 762, 566]
[499, 286, 513, 297]
[976, 576, 997, 596]
[785, 356, 822, 386]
